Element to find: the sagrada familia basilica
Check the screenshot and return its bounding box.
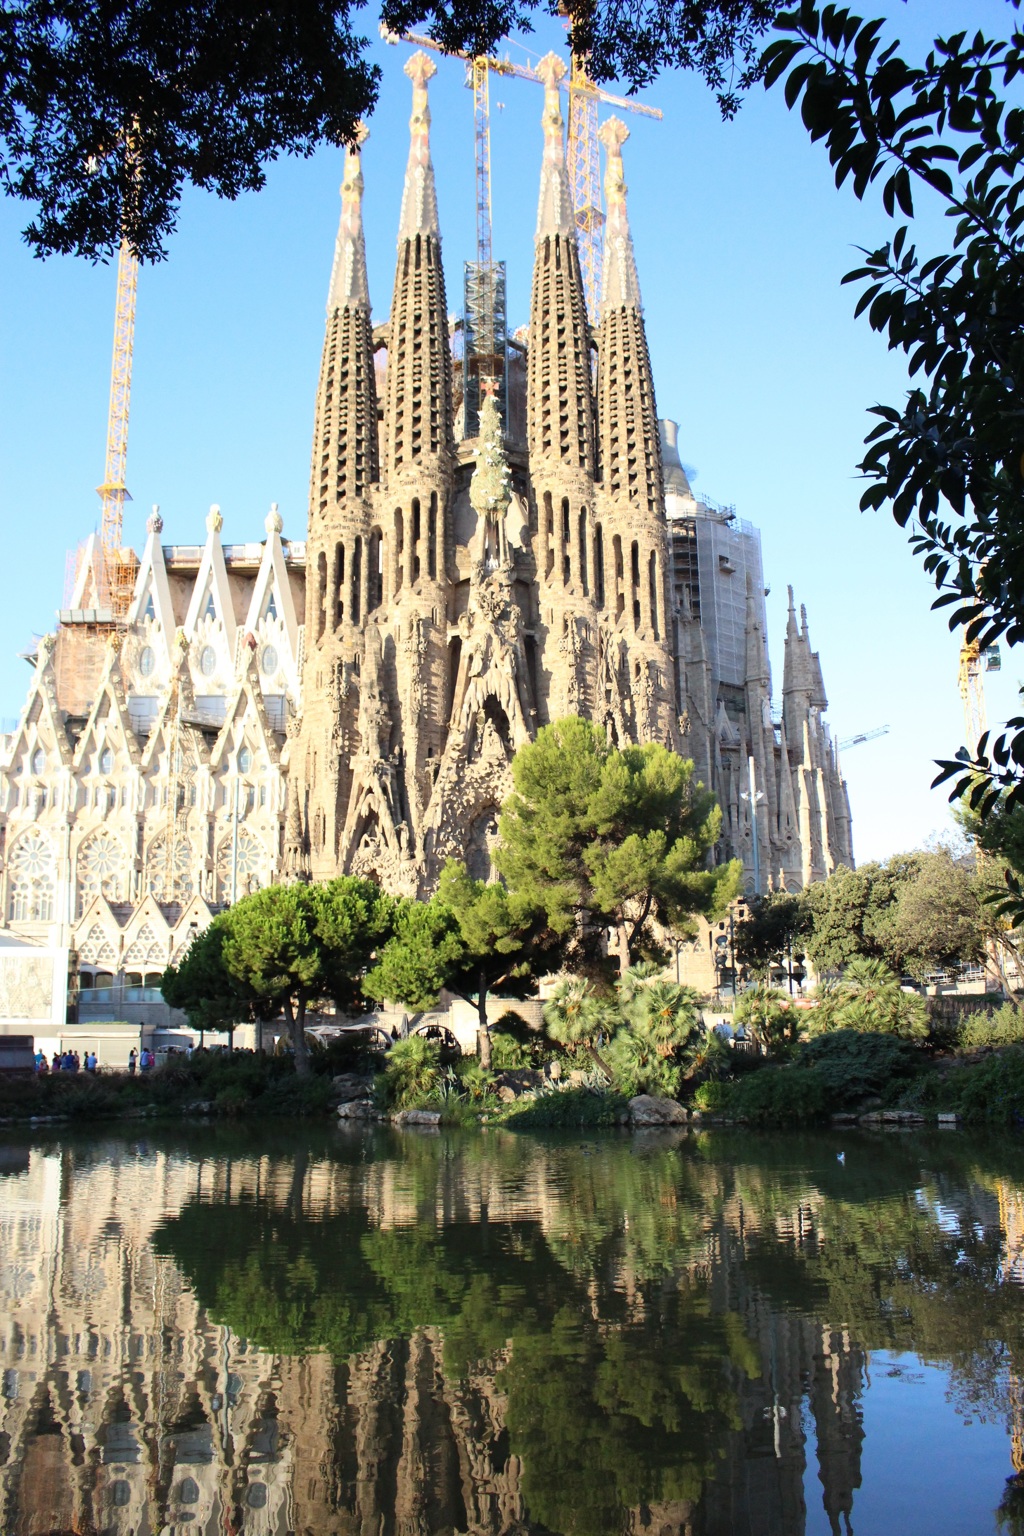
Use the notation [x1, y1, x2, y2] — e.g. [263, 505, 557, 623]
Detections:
[0, 51, 852, 1020]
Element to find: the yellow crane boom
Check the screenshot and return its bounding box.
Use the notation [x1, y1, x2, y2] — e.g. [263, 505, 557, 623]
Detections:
[97, 235, 139, 620]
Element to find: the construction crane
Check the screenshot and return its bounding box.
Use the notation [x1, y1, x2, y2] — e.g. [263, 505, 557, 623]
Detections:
[96, 233, 139, 621]
[837, 726, 890, 752]
[383, 28, 661, 324]
[959, 635, 1002, 750]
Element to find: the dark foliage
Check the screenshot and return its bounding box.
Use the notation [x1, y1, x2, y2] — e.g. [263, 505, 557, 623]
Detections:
[797, 1028, 921, 1104]
[1, 0, 380, 260]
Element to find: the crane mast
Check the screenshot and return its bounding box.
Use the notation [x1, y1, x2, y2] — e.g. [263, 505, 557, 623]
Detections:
[97, 235, 139, 620]
[959, 636, 987, 749]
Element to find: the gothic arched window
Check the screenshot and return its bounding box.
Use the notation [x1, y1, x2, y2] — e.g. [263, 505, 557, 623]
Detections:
[8, 829, 56, 923]
[77, 829, 128, 914]
[216, 828, 268, 901]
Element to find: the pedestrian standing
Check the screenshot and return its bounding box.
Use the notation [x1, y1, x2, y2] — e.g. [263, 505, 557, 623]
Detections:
[128, 1048, 138, 1077]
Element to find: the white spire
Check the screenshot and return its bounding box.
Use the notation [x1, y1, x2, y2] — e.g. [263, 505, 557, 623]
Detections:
[535, 53, 574, 240]
[327, 123, 370, 312]
[398, 52, 440, 241]
[599, 116, 642, 314]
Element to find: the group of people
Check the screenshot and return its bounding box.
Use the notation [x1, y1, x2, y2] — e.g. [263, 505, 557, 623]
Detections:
[33, 1046, 157, 1075]
[36, 1049, 98, 1074]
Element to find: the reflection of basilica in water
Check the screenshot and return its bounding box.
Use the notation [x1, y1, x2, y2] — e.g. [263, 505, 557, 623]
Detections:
[0, 1132, 1019, 1536]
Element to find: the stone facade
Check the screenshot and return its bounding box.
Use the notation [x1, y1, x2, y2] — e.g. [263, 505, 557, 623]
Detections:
[287, 54, 717, 894]
[0, 48, 852, 1018]
[0, 507, 302, 1008]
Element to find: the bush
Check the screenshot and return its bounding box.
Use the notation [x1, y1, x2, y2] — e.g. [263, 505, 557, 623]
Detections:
[503, 1085, 628, 1130]
[489, 1031, 530, 1069]
[454, 1059, 496, 1103]
[373, 1036, 441, 1111]
[797, 1029, 921, 1106]
[897, 1045, 1024, 1126]
[959, 1004, 1024, 1051]
[734, 985, 793, 1052]
[258, 1073, 334, 1117]
[692, 1079, 732, 1113]
[724, 1066, 830, 1126]
[603, 1029, 680, 1099]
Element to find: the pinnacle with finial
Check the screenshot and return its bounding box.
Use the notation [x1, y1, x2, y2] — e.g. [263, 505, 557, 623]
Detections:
[599, 114, 642, 315]
[398, 51, 440, 241]
[328, 121, 370, 312]
[535, 51, 574, 241]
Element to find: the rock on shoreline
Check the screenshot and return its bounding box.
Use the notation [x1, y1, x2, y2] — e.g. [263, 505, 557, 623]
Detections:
[628, 1095, 688, 1127]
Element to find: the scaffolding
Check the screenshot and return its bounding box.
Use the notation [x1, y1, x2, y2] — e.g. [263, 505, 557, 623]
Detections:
[463, 260, 508, 437]
[567, 52, 603, 320]
[693, 509, 765, 693]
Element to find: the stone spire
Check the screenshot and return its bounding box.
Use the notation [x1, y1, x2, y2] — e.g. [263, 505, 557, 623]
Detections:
[744, 574, 771, 690]
[535, 54, 574, 239]
[527, 51, 594, 473]
[326, 123, 371, 312]
[384, 50, 453, 479]
[595, 117, 662, 517]
[310, 123, 378, 521]
[398, 52, 440, 240]
[782, 585, 811, 745]
[598, 117, 641, 315]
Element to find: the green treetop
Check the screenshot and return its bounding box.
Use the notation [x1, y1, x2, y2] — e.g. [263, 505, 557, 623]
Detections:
[205, 875, 394, 1073]
[365, 860, 558, 1067]
[496, 718, 741, 973]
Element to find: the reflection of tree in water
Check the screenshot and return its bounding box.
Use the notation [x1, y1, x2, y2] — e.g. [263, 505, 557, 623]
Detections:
[157, 1178, 755, 1535]
[146, 1128, 1024, 1536]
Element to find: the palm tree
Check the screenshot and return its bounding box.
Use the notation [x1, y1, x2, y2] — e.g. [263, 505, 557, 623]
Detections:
[816, 957, 927, 1038]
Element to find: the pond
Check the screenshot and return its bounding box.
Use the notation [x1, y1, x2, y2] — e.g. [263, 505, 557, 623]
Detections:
[0, 1122, 1022, 1536]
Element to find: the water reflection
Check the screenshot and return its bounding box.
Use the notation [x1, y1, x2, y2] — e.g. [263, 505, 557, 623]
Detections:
[0, 1125, 1022, 1536]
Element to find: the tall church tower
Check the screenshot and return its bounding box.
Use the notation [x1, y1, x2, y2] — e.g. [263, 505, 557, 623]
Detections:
[287, 123, 378, 880]
[594, 118, 678, 747]
[527, 55, 600, 726]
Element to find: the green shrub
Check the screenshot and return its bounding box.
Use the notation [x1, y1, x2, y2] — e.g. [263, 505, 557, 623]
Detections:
[258, 1073, 334, 1117]
[726, 1066, 830, 1126]
[898, 1045, 1024, 1125]
[813, 958, 928, 1038]
[734, 985, 793, 1051]
[489, 1031, 530, 1069]
[692, 1079, 732, 1113]
[959, 1004, 1024, 1051]
[603, 1029, 680, 1099]
[503, 1085, 628, 1130]
[214, 1085, 252, 1118]
[797, 1029, 920, 1106]
[454, 1059, 496, 1102]
[374, 1036, 441, 1110]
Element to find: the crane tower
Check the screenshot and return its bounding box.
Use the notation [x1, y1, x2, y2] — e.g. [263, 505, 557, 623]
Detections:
[96, 235, 139, 620]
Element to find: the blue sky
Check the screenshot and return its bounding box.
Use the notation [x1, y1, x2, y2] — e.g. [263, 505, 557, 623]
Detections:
[0, 0, 1017, 863]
